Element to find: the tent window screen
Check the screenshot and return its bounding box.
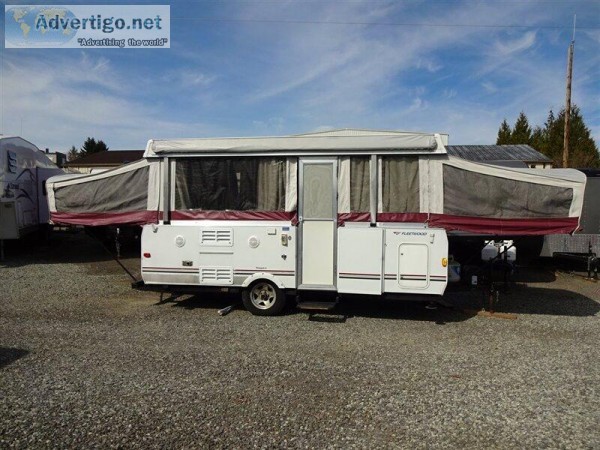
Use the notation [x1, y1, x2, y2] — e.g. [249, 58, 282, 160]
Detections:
[350, 157, 370, 212]
[381, 156, 420, 212]
[443, 165, 573, 218]
[54, 166, 149, 213]
[175, 157, 286, 211]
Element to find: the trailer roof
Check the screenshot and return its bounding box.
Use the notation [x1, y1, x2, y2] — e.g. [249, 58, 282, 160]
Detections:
[144, 133, 445, 158]
[446, 144, 552, 164]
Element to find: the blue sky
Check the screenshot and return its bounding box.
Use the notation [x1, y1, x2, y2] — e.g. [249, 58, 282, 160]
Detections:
[1, 0, 599, 152]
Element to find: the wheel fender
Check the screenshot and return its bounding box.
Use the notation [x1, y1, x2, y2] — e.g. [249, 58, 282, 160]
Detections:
[241, 273, 286, 289]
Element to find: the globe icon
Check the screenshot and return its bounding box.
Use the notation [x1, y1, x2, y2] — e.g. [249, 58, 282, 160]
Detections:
[5, 6, 78, 47]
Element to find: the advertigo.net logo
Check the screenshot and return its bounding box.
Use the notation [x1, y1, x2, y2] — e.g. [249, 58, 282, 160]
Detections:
[5, 5, 170, 48]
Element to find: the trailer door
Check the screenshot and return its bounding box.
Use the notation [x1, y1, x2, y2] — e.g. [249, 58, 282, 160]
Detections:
[298, 159, 337, 290]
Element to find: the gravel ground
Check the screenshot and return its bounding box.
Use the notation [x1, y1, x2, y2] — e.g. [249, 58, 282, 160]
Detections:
[1, 230, 599, 449]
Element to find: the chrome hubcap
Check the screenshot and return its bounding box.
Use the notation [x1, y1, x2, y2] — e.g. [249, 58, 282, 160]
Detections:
[249, 282, 276, 310]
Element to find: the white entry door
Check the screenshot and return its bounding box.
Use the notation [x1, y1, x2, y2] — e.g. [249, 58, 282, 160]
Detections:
[299, 159, 337, 290]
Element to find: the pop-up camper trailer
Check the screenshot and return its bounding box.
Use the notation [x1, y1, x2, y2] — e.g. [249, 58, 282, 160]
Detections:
[0, 136, 63, 243]
[46, 129, 586, 314]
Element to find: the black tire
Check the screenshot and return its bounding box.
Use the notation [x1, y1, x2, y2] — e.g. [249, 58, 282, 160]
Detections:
[242, 280, 286, 316]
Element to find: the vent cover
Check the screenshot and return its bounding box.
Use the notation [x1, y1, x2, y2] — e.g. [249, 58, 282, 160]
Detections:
[199, 267, 233, 285]
[200, 228, 233, 246]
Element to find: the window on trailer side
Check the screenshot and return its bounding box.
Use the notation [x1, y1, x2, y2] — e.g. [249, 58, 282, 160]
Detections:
[381, 156, 420, 212]
[349, 156, 370, 212]
[174, 157, 287, 211]
[442, 165, 573, 218]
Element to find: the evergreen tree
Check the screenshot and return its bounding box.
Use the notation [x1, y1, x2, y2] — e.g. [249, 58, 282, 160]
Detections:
[541, 109, 563, 165]
[80, 137, 109, 157]
[552, 106, 599, 168]
[496, 119, 512, 144]
[530, 126, 545, 152]
[494, 106, 598, 168]
[510, 111, 532, 144]
[67, 145, 80, 161]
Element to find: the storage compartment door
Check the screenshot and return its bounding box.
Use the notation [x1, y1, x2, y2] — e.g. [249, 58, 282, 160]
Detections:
[0, 201, 19, 239]
[398, 243, 430, 289]
[337, 227, 383, 295]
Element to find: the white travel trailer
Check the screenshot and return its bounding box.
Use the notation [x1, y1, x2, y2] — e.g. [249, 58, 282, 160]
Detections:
[46, 129, 586, 315]
[0, 136, 62, 243]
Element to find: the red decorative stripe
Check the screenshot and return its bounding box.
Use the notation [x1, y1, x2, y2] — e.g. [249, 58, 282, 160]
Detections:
[429, 214, 579, 236]
[377, 213, 430, 223]
[51, 210, 158, 226]
[339, 275, 380, 279]
[339, 271, 380, 276]
[234, 269, 295, 274]
[52, 209, 578, 236]
[338, 212, 370, 226]
[171, 210, 297, 224]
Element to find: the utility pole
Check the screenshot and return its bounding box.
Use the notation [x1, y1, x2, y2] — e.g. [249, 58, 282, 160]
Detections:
[562, 15, 576, 168]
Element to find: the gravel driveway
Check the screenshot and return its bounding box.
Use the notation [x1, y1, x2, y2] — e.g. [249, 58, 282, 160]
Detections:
[1, 230, 599, 448]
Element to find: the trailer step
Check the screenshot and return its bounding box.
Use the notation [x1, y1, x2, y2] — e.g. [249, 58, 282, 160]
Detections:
[296, 300, 338, 311]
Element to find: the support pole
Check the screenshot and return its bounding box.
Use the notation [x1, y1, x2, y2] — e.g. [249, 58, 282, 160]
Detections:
[562, 16, 576, 168]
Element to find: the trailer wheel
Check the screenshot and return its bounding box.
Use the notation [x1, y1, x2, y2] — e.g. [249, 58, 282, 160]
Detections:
[242, 280, 286, 316]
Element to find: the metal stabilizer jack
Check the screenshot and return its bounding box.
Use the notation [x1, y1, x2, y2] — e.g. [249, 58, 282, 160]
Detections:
[218, 303, 240, 316]
[462, 284, 517, 320]
[465, 243, 518, 320]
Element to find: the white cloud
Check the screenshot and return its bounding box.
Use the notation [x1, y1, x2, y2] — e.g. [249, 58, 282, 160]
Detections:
[162, 69, 215, 88]
[415, 58, 443, 73]
[0, 53, 226, 151]
[443, 89, 457, 99]
[407, 97, 426, 113]
[2, 0, 598, 149]
[252, 117, 285, 134]
[230, 0, 555, 136]
[481, 82, 498, 93]
[494, 31, 537, 56]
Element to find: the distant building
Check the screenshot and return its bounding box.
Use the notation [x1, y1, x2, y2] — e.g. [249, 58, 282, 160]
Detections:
[446, 145, 553, 169]
[42, 148, 67, 168]
[65, 150, 144, 174]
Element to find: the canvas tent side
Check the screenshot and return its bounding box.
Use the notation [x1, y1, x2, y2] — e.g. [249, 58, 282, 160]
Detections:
[47, 159, 160, 226]
[412, 155, 585, 235]
[46, 131, 586, 235]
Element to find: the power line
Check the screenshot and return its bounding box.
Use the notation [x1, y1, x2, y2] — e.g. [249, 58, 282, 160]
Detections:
[171, 17, 600, 30]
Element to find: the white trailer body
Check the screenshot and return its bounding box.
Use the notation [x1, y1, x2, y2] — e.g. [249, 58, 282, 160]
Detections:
[141, 221, 298, 289]
[0, 137, 62, 240]
[141, 221, 448, 299]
